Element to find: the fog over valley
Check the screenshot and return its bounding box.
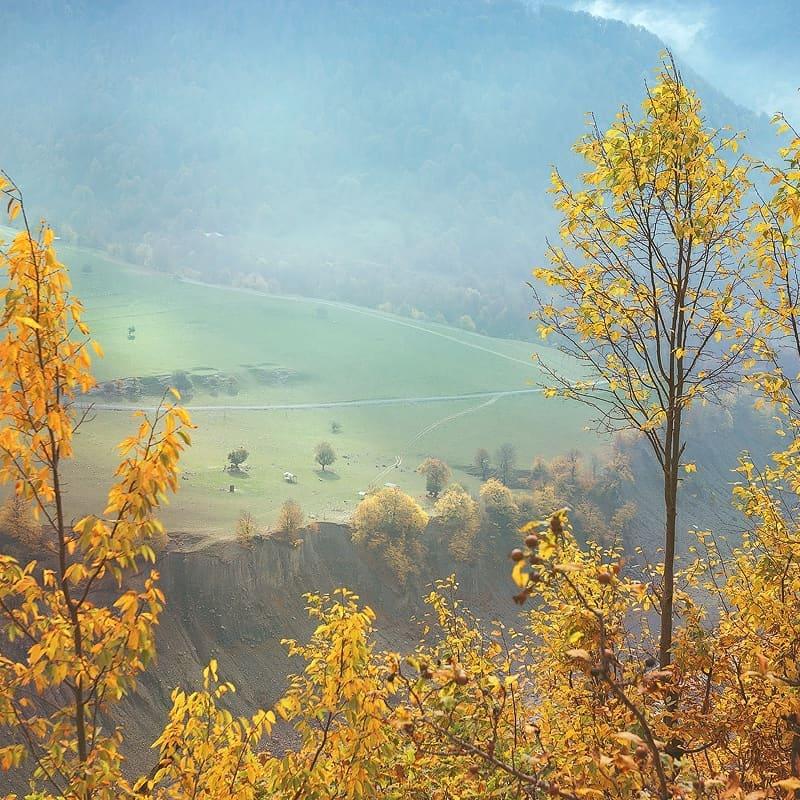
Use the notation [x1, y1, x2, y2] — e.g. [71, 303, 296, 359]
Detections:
[0, 2, 799, 797]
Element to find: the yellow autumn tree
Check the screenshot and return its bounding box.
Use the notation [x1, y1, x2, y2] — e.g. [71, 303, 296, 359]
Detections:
[134, 659, 275, 799]
[479, 478, 518, 537]
[0, 179, 193, 797]
[235, 510, 258, 547]
[131, 591, 396, 799]
[274, 498, 305, 542]
[351, 487, 428, 584]
[750, 112, 800, 416]
[375, 104, 800, 791]
[386, 576, 531, 799]
[433, 484, 480, 561]
[697, 110, 800, 788]
[532, 56, 757, 667]
[263, 590, 394, 799]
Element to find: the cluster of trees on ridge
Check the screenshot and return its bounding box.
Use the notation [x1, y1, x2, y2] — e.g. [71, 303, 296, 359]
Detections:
[4, 58, 800, 798]
[220, 438, 631, 577]
[342, 446, 634, 585]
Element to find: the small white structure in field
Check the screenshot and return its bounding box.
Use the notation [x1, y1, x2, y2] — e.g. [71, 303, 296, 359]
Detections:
[358, 491, 367, 498]
[283, 471, 297, 483]
[384, 482, 398, 489]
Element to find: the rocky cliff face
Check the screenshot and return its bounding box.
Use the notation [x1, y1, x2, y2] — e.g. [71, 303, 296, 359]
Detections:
[114, 522, 516, 772]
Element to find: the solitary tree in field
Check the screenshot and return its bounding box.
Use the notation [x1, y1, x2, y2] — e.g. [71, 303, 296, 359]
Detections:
[418, 457, 451, 498]
[532, 57, 756, 667]
[473, 447, 491, 480]
[495, 443, 516, 486]
[314, 441, 336, 471]
[227, 446, 249, 472]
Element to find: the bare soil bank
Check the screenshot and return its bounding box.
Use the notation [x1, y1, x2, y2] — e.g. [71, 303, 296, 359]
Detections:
[111, 522, 517, 773]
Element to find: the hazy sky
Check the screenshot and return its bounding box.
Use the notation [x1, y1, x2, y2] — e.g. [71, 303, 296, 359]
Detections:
[550, 0, 800, 120]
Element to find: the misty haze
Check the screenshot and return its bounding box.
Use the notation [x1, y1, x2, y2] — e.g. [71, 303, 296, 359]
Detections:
[0, 2, 798, 798]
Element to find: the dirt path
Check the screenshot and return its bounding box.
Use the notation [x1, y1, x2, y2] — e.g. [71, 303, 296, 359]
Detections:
[79, 387, 544, 413]
[180, 278, 540, 369]
[369, 392, 505, 487]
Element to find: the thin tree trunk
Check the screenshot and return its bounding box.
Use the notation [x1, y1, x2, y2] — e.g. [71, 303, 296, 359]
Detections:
[659, 478, 677, 669]
[659, 406, 682, 670]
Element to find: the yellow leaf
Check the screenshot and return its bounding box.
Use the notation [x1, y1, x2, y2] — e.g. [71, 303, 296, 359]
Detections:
[684, 463, 697, 474]
[613, 731, 644, 747]
[511, 559, 529, 588]
[774, 779, 800, 791]
[566, 648, 592, 662]
[16, 316, 42, 330]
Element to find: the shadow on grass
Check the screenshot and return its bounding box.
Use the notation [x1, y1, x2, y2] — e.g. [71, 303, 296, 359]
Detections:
[315, 469, 340, 481]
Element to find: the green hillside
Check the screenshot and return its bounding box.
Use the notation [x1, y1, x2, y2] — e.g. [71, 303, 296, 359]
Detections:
[57, 245, 598, 534]
[2, 1, 771, 337]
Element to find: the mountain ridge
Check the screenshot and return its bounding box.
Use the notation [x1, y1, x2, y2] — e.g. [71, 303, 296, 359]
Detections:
[3, 0, 774, 335]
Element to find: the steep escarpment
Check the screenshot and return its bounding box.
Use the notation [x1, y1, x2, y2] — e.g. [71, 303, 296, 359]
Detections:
[114, 523, 517, 771]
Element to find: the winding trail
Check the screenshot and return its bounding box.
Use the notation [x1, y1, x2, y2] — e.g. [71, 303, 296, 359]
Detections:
[179, 278, 540, 369]
[79, 387, 543, 413]
[368, 392, 506, 487]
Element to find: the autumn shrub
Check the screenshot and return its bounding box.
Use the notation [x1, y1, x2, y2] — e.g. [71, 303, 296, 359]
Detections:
[479, 478, 519, 538]
[351, 487, 428, 584]
[235, 510, 257, 547]
[433, 484, 480, 562]
[274, 499, 305, 542]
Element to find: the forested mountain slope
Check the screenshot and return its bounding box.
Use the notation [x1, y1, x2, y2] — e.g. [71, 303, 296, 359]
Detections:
[3, 0, 771, 335]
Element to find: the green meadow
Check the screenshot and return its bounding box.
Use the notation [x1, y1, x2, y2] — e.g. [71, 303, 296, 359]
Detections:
[54, 243, 599, 536]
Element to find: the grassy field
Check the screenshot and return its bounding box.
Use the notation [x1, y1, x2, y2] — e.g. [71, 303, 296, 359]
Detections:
[45, 241, 601, 535]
